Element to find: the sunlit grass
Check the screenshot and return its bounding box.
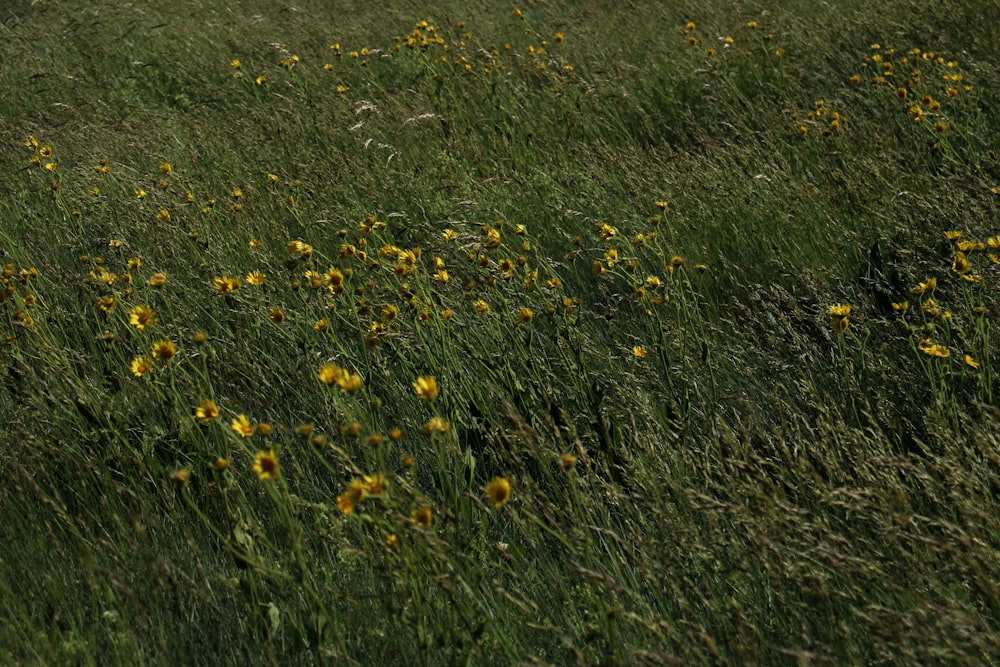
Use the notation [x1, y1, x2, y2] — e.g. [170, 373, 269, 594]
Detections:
[2, 1, 1000, 664]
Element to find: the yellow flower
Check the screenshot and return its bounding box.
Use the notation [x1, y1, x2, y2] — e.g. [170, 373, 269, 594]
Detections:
[157, 209, 171, 222]
[318, 363, 340, 386]
[363, 474, 386, 494]
[965, 354, 980, 369]
[339, 370, 362, 393]
[98, 296, 116, 312]
[633, 345, 647, 358]
[171, 468, 191, 484]
[829, 304, 851, 334]
[828, 304, 851, 318]
[252, 449, 280, 481]
[474, 299, 490, 314]
[952, 252, 970, 274]
[213, 275, 241, 294]
[130, 356, 154, 377]
[484, 477, 511, 508]
[423, 416, 450, 434]
[134, 188, 147, 199]
[911, 277, 937, 294]
[246, 271, 266, 285]
[518, 307, 534, 324]
[267, 306, 285, 324]
[559, 454, 577, 469]
[129, 304, 158, 330]
[151, 339, 176, 361]
[891, 301, 909, 312]
[319, 363, 362, 393]
[413, 376, 439, 401]
[195, 399, 219, 421]
[411, 506, 433, 527]
[918, 340, 950, 358]
[232, 414, 256, 437]
[337, 480, 365, 514]
[287, 240, 313, 256]
[147, 272, 167, 287]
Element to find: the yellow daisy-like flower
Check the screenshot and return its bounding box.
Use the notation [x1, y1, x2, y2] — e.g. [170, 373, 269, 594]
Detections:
[129, 304, 157, 330]
[828, 304, 851, 318]
[633, 345, 648, 358]
[411, 506, 433, 527]
[232, 414, 256, 437]
[151, 339, 176, 361]
[337, 370, 363, 393]
[130, 356, 154, 377]
[484, 477, 511, 508]
[518, 307, 534, 324]
[911, 277, 937, 294]
[267, 306, 285, 324]
[147, 272, 168, 287]
[918, 340, 950, 358]
[98, 296, 116, 312]
[829, 304, 851, 334]
[246, 271, 266, 285]
[337, 480, 366, 514]
[474, 299, 491, 314]
[422, 416, 450, 434]
[363, 474, 386, 495]
[195, 399, 219, 421]
[157, 209, 171, 222]
[952, 252, 970, 274]
[213, 275, 241, 294]
[318, 363, 340, 386]
[252, 449, 280, 481]
[413, 376, 439, 401]
[964, 354, 979, 369]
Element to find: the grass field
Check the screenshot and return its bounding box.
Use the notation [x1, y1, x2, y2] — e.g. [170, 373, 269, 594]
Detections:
[2, 0, 1000, 664]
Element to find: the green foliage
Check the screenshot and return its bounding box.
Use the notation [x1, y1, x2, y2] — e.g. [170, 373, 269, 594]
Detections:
[2, 0, 1000, 664]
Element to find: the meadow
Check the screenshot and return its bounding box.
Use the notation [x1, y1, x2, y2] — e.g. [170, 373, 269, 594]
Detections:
[2, 0, 1000, 664]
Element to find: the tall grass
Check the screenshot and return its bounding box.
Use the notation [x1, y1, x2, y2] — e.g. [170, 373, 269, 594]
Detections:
[2, 0, 1000, 664]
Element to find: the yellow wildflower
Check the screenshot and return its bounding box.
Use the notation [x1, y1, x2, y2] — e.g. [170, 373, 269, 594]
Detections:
[413, 376, 439, 401]
[195, 399, 219, 421]
[232, 414, 256, 437]
[252, 449, 280, 481]
[130, 356, 154, 377]
[484, 477, 511, 508]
